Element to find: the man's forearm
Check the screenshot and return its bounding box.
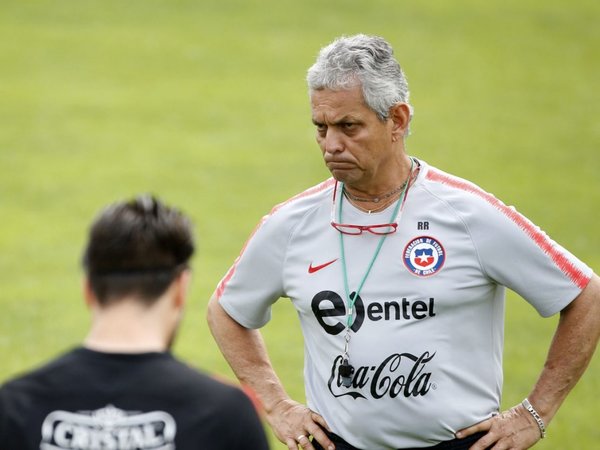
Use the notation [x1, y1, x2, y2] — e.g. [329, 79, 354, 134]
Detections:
[206, 296, 290, 414]
[207, 296, 335, 450]
[528, 274, 600, 426]
[456, 275, 600, 449]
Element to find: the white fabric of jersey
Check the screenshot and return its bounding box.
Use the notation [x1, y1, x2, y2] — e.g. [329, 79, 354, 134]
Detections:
[216, 159, 592, 450]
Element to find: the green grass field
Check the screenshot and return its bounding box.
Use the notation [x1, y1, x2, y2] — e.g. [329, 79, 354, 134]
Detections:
[1, 0, 598, 448]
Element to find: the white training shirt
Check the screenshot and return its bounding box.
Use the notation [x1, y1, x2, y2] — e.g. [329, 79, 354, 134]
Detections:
[215, 159, 592, 450]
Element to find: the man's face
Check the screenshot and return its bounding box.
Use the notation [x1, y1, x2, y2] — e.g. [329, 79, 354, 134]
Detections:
[310, 86, 395, 189]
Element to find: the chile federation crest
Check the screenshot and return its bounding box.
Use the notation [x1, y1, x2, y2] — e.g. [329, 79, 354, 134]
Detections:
[403, 236, 445, 277]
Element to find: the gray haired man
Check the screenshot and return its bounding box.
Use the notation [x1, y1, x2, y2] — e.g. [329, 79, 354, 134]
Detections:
[208, 35, 600, 450]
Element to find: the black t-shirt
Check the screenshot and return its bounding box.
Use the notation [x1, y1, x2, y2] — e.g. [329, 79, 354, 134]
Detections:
[0, 347, 269, 449]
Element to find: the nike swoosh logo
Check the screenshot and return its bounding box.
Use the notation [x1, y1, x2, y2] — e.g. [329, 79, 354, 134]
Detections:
[308, 259, 338, 274]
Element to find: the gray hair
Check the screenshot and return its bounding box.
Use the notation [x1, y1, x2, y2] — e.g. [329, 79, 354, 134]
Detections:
[306, 34, 411, 122]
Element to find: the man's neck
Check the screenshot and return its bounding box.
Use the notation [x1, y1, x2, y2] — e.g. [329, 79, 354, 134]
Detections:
[84, 301, 170, 354]
[345, 153, 412, 196]
[343, 154, 415, 212]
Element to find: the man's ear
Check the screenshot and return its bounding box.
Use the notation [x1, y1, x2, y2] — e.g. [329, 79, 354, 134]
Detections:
[389, 102, 412, 141]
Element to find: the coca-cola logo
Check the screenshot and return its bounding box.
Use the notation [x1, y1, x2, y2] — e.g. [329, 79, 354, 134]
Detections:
[328, 352, 436, 400]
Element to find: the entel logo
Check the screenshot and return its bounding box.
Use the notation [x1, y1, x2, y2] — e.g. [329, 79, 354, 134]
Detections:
[311, 290, 436, 335]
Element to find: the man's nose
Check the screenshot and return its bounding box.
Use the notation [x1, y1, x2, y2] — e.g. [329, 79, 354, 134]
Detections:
[323, 128, 344, 154]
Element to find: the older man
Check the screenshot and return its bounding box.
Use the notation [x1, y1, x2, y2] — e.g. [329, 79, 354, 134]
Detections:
[207, 35, 599, 450]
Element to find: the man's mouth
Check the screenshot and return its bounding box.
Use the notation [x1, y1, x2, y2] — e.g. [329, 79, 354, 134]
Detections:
[326, 161, 355, 170]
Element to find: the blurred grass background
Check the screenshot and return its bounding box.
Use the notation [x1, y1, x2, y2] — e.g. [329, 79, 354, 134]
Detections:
[0, 0, 598, 448]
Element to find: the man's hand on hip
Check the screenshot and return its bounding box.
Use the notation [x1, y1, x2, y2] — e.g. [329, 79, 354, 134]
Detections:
[456, 404, 542, 450]
[268, 398, 335, 450]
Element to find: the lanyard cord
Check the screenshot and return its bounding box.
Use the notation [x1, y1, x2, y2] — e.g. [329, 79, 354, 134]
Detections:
[337, 158, 414, 330]
[338, 207, 392, 328]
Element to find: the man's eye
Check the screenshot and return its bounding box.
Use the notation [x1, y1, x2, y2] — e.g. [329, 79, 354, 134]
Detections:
[342, 123, 356, 130]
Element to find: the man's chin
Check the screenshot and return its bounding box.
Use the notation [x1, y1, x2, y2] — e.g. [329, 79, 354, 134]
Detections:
[330, 168, 358, 184]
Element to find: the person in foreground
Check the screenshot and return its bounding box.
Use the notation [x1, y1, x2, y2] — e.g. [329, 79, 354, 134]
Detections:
[0, 194, 269, 450]
[207, 34, 600, 450]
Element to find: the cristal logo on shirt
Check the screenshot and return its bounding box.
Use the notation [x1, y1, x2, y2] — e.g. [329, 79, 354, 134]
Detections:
[40, 404, 176, 449]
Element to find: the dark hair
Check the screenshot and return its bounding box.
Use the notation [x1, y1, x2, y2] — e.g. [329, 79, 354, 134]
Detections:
[82, 194, 195, 305]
